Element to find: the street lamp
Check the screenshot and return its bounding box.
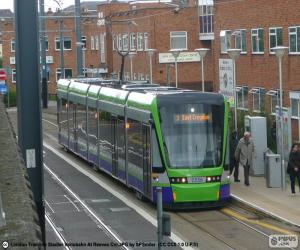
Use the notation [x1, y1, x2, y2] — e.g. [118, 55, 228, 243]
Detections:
[128, 52, 136, 80]
[195, 48, 210, 92]
[273, 46, 288, 190]
[227, 48, 241, 132]
[76, 42, 86, 77]
[169, 49, 182, 88]
[146, 49, 156, 84]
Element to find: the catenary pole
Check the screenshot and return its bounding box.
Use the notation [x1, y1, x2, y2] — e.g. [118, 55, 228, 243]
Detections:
[75, 0, 83, 76]
[14, 0, 45, 243]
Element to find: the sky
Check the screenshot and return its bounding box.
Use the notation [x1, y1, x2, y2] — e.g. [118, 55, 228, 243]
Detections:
[0, 0, 96, 12]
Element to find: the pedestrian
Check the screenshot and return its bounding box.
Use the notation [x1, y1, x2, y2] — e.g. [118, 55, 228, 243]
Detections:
[287, 143, 300, 196]
[234, 131, 255, 186]
[229, 131, 240, 182]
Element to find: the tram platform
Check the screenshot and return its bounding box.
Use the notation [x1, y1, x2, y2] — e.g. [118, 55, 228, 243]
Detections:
[230, 167, 300, 228]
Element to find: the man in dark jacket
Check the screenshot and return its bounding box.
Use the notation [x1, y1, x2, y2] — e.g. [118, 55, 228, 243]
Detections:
[287, 143, 300, 195]
[230, 131, 239, 182]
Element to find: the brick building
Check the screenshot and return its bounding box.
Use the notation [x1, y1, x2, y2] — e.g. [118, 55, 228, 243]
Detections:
[1, 0, 300, 139]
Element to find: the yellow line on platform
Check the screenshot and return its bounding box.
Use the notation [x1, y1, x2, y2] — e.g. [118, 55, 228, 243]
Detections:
[221, 208, 295, 235]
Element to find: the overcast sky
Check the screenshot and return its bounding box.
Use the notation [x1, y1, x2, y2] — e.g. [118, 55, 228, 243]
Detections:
[0, 0, 97, 12]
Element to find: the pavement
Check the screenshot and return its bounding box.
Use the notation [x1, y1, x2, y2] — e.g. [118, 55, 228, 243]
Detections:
[32, 100, 300, 229]
[230, 167, 300, 228]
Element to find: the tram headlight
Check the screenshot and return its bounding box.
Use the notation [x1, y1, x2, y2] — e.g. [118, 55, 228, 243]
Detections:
[207, 177, 211, 182]
[181, 178, 187, 183]
[206, 176, 221, 183]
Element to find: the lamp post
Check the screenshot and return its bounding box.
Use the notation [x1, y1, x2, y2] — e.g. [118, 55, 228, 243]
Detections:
[169, 49, 182, 88]
[273, 46, 288, 190]
[128, 52, 136, 80]
[195, 48, 210, 92]
[76, 42, 86, 77]
[146, 49, 156, 84]
[227, 48, 241, 132]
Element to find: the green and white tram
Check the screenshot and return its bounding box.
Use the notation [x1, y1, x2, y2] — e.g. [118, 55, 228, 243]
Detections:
[57, 78, 230, 208]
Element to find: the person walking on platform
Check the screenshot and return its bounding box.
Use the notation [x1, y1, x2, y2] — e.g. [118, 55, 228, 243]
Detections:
[287, 143, 300, 196]
[234, 132, 255, 186]
[230, 131, 240, 182]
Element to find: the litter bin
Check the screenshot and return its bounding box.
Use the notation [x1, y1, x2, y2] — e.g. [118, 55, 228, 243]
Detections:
[265, 153, 281, 188]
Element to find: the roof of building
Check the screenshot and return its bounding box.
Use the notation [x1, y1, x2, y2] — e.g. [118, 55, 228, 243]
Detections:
[0, 9, 14, 18]
[63, 1, 105, 12]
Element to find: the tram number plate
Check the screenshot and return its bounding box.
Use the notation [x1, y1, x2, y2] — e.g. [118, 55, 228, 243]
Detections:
[188, 176, 206, 183]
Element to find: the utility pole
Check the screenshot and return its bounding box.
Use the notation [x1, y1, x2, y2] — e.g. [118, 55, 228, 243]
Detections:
[14, 0, 45, 243]
[39, 0, 48, 108]
[59, 18, 65, 78]
[75, 0, 83, 76]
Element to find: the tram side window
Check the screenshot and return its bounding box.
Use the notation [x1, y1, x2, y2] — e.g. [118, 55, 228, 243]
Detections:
[76, 104, 87, 147]
[99, 111, 112, 164]
[127, 118, 143, 169]
[152, 130, 163, 172]
[87, 107, 97, 147]
[59, 98, 68, 136]
[117, 117, 125, 163]
[68, 102, 75, 137]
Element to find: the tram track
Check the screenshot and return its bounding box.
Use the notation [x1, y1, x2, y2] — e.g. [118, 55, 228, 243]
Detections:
[44, 163, 131, 250]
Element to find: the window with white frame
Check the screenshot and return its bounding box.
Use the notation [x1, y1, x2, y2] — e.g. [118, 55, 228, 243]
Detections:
[137, 33, 143, 51]
[100, 33, 105, 63]
[289, 91, 300, 119]
[40, 36, 49, 51]
[145, 74, 150, 81]
[56, 68, 72, 80]
[289, 26, 300, 54]
[220, 30, 231, 53]
[269, 28, 283, 53]
[266, 89, 280, 114]
[130, 33, 136, 51]
[118, 34, 122, 51]
[55, 37, 72, 50]
[82, 36, 87, 49]
[91, 36, 95, 50]
[133, 73, 137, 80]
[95, 35, 99, 50]
[112, 35, 116, 51]
[236, 86, 248, 110]
[198, 2, 214, 35]
[11, 39, 15, 52]
[170, 31, 187, 50]
[234, 30, 246, 53]
[122, 34, 128, 51]
[250, 87, 265, 112]
[251, 28, 264, 53]
[144, 32, 148, 50]
[12, 68, 16, 83]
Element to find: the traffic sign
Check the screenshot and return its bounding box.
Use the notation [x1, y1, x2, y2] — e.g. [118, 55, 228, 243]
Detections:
[0, 69, 6, 81]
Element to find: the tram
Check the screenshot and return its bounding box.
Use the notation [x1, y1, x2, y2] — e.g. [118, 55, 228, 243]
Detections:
[56, 78, 230, 208]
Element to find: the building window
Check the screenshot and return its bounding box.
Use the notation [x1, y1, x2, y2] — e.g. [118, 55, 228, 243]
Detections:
[91, 36, 95, 50]
[130, 33, 136, 51]
[137, 33, 143, 51]
[236, 86, 248, 110]
[144, 33, 148, 50]
[234, 30, 247, 53]
[56, 68, 72, 80]
[291, 98, 299, 118]
[269, 28, 283, 53]
[198, 3, 214, 34]
[12, 68, 16, 83]
[170, 31, 187, 50]
[112, 35, 116, 51]
[11, 39, 15, 52]
[122, 34, 128, 51]
[118, 34, 122, 51]
[133, 73, 137, 80]
[220, 30, 231, 53]
[250, 87, 265, 112]
[251, 28, 264, 53]
[289, 26, 300, 54]
[100, 33, 105, 63]
[55, 37, 72, 50]
[95, 35, 99, 50]
[40, 36, 49, 51]
[82, 36, 87, 49]
[266, 89, 280, 114]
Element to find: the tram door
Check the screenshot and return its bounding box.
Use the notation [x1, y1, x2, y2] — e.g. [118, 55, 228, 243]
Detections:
[111, 116, 118, 177]
[142, 124, 152, 198]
